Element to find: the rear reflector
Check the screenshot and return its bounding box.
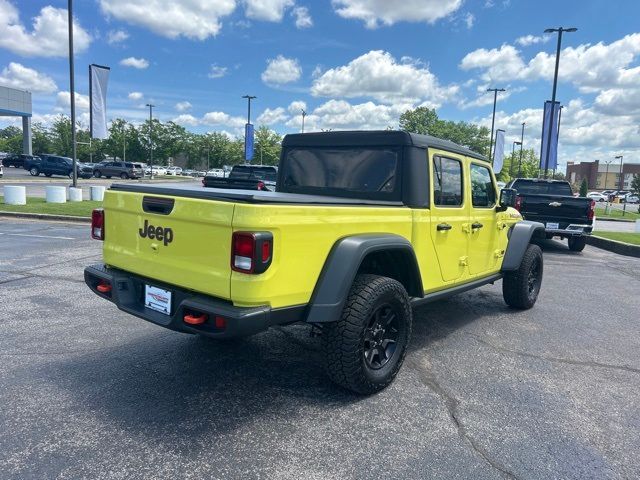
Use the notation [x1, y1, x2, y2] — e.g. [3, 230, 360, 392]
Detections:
[231, 231, 273, 274]
[214, 316, 227, 329]
[91, 208, 104, 240]
[514, 195, 523, 212]
[587, 199, 596, 221]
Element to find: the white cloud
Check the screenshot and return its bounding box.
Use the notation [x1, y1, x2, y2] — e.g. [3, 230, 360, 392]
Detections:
[0, 62, 57, 93]
[262, 55, 302, 85]
[107, 29, 129, 45]
[461, 34, 640, 93]
[515, 34, 548, 47]
[208, 64, 228, 79]
[257, 107, 287, 125]
[332, 0, 463, 28]
[56, 91, 90, 111]
[244, 0, 294, 21]
[202, 111, 246, 128]
[175, 101, 192, 112]
[288, 100, 307, 114]
[0, 1, 91, 57]
[463, 12, 474, 29]
[128, 91, 143, 101]
[120, 57, 149, 69]
[311, 50, 458, 106]
[172, 114, 199, 126]
[292, 6, 313, 28]
[99, 0, 236, 40]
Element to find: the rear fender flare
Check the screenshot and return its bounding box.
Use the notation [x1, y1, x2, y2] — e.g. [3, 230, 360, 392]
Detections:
[502, 221, 545, 271]
[305, 234, 423, 324]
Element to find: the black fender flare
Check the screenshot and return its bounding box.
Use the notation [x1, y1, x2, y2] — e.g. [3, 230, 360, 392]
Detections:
[305, 234, 423, 324]
[501, 220, 545, 271]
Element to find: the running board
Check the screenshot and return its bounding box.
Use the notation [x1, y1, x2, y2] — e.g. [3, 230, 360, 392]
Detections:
[411, 273, 503, 307]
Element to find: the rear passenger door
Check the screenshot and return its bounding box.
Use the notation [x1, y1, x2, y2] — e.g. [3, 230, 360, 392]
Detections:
[467, 162, 500, 275]
[429, 153, 470, 282]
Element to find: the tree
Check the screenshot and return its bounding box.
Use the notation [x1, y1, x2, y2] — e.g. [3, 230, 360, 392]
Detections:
[254, 126, 282, 165]
[631, 174, 640, 195]
[399, 107, 490, 156]
[579, 178, 588, 197]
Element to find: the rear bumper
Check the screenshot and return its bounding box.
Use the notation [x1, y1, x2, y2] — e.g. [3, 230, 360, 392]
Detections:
[84, 264, 305, 338]
[545, 224, 592, 238]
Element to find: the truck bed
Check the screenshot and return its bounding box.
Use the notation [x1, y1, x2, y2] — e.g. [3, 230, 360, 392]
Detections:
[109, 182, 404, 206]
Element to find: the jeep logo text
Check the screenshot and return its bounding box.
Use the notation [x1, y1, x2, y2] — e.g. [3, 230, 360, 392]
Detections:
[139, 219, 174, 246]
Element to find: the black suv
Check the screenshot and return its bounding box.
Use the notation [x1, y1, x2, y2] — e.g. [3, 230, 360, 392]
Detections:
[3, 154, 39, 168]
[93, 161, 142, 179]
[24, 154, 93, 179]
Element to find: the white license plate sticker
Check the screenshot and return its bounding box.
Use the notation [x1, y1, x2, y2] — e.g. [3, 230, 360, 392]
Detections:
[546, 222, 560, 229]
[145, 285, 172, 315]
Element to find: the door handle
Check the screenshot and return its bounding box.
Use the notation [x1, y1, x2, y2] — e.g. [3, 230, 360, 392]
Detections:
[471, 222, 484, 230]
[437, 223, 452, 231]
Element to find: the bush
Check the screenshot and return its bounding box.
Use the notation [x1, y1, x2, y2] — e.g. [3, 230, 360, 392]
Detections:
[579, 178, 588, 197]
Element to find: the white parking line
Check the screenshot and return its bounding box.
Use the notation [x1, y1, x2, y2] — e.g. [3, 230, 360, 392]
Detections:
[0, 232, 76, 240]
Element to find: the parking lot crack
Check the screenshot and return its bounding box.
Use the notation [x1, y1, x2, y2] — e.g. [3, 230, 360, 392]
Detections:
[473, 336, 640, 375]
[407, 358, 519, 480]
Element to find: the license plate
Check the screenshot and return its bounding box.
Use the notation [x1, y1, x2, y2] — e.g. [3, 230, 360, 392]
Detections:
[546, 222, 560, 229]
[145, 285, 172, 315]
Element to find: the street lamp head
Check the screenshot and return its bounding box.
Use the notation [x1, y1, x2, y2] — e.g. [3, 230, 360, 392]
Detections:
[615, 155, 623, 160]
[544, 28, 558, 33]
[565, 28, 578, 32]
[514, 141, 522, 145]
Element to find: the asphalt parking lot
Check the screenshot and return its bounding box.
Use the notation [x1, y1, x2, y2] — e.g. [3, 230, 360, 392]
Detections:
[1, 219, 639, 479]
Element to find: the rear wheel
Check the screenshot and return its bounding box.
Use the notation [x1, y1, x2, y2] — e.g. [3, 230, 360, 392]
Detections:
[94, 170, 101, 178]
[120, 172, 128, 179]
[324, 274, 412, 394]
[45, 173, 52, 178]
[568, 237, 586, 252]
[502, 244, 543, 310]
[29, 167, 39, 176]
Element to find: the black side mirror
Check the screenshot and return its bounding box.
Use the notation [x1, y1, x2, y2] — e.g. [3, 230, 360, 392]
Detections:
[497, 188, 517, 211]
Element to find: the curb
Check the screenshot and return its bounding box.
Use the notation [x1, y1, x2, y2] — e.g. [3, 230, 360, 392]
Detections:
[586, 235, 640, 258]
[0, 211, 90, 223]
[595, 217, 636, 223]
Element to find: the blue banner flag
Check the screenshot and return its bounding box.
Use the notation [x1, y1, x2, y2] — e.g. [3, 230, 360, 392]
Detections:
[493, 129, 506, 173]
[540, 101, 560, 171]
[244, 123, 254, 162]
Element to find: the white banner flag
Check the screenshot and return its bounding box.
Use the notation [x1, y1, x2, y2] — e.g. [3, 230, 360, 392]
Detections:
[90, 64, 110, 139]
[493, 129, 506, 173]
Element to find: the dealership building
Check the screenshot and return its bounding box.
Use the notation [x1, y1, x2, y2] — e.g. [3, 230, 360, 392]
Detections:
[566, 160, 640, 190]
[0, 85, 32, 154]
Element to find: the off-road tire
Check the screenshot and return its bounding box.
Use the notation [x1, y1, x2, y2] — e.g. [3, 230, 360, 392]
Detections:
[568, 237, 586, 252]
[502, 243, 543, 310]
[324, 274, 412, 395]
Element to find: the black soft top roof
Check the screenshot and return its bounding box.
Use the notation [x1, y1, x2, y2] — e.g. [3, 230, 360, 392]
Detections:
[282, 130, 488, 162]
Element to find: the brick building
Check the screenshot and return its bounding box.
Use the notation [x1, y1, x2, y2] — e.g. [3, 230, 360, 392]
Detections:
[566, 160, 640, 190]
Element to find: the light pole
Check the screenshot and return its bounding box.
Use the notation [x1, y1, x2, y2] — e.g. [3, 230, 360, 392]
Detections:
[615, 155, 624, 191]
[510, 141, 521, 178]
[518, 122, 525, 178]
[67, 0, 77, 187]
[242, 95, 256, 124]
[542, 26, 577, 178]
[486, 87, 506, 161]
[146, 103, 155, 178]
[301, 109, 306, 133]
[604, 160, 612, 189]
[122, 123, 126, 162]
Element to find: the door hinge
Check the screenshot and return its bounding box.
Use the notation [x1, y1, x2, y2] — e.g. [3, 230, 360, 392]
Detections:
[494, 249, 505, 258]
[462, 223, 471, 234]
[459, 256, 468, 266]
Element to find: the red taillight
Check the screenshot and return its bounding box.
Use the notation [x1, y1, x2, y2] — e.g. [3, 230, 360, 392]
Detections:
[587, 199, 596, 221]
[514, 195, 523, 212]
[257, 181, 265, 191]
[231, 232, 273, 274]
[91, 208, 104, 240]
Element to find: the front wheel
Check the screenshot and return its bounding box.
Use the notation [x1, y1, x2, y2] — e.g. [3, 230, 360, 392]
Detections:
[324, 274, 412, 395]
[94, 171, 101, 178]
[29, 167, 39, 176]
[120, 172, 128, 179]
[502, 244, 543, 310]
[568, 237, 586, 252]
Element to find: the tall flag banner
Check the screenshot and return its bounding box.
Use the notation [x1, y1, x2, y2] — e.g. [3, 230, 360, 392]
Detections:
[89, 64, 110, 139]
[244, 123, 254, 162]
[539, 100, 560, 171]
[493, 129, 506, 173]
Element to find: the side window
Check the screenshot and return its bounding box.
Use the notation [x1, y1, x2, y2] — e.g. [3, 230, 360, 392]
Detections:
[433, 156, 463, 207]
[470, 163, 496, 207]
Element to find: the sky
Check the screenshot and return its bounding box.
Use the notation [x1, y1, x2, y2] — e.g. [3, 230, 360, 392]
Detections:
[1, 0, 640, 170]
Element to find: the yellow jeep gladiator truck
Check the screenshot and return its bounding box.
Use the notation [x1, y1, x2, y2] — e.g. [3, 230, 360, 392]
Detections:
[85, 131, 545, 394]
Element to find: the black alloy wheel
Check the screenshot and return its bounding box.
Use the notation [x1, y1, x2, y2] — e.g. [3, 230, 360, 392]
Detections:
[363, 303, 400, 370]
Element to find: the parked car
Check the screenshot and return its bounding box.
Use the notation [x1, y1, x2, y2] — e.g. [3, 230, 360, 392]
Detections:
[3, 154, 40, 168]
[24, 154, 90, 179]
[202, 165, 278, 190]
[93, 161, 142, 179]
[85, 129, 544, 394]
[206, 168, 225, 178]
[151, 166, 167, 176]
[166, 166, 183, 176]
[507, 178, 594, 251]
[587, 192, 608, 202]
[624, 194, 639, 204]
[181, 169, 195, 176]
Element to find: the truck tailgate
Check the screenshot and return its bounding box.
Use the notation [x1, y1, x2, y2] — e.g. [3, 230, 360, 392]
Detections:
[102, 190, 234, 299]
[519, 194, 592, 227]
